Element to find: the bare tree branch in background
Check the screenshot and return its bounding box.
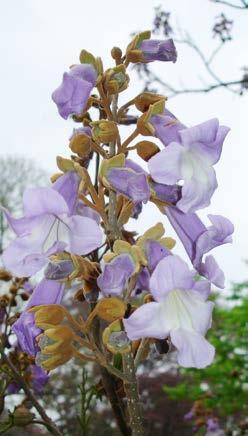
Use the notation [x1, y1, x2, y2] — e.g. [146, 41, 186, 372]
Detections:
[0, 157, 47, 253]
[133, 3, 248, 97]
[210, 0, 248, 9]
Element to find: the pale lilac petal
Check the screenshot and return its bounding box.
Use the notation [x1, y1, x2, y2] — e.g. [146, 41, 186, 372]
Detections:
[150, 255, 195, 301]
[165, 207, 234, 271]
[23, 187, 69, 217]
[98, 254, 135, 296]
[179, 119, 230, 165]
[1, 207, 42, 236]
[175, 290, 214, 335]
[199, 255, 225, 288]
[148, 143, 183, 185]
[195, 214, 234, 267]
[66, 215, 103, 255]
[53, 171, 79, 214]
[76, 202, 101, 224]
[124, 302, 170, 340]
[192, 279, 211, 300]
[170, 328, 215, 368]
[177, 168, 217, 213]
[52, 65, 97, 120]
[30, 365, 49, 395]
[2, 235, 47, 277]
[70, 64, 97, 85]
[180, 119, 219, 146]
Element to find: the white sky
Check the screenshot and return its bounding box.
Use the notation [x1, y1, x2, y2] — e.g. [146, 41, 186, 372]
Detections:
[0, 0, 247, 285]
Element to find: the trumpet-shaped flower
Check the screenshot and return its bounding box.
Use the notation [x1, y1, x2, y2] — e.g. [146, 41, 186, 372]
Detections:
[149, 118, 230, 213]
[124, 255, 215, 368]
[52, 64, 97, 119]
[12, 279, 64, 356]
[2, 171, 103, 277]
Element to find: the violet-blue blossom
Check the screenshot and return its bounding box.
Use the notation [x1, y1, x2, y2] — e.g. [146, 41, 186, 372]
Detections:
[124, 255, 215, 368]
[97, 254, 135, 296]
[139, 39, 177, 62]
[52, 64, 97, 119]
[149, 118, 230, 213]
[2, 171, 103, 277]
[165, 206, 234, 287]
[107, 159, 150, 204]
[13, 279, 64, 356]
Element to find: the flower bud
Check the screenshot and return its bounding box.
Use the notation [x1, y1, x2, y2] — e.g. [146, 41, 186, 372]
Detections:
[91, 120, 119, 143]
[69, 127, 92, 157]
[103, 64, 129, 95]
[29, 304, 66, 329]
[38, 324, 74, 354]
[111, 46, 122, 63]
[135, 92, 166, 113]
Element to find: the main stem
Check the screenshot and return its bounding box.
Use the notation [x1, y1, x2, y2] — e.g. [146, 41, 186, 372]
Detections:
[122, 353, 145, 436]
[105, 94, 145, 435]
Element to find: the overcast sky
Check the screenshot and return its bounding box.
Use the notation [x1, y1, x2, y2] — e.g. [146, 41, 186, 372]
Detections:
[0, 0, 247, 285]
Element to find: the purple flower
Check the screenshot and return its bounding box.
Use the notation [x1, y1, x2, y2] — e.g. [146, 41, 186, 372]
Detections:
[52, 64, 97, 119]
[124, 255, 215, 368]
[139, 39, 177, 62]
[97, 254, 135, 296]
[165, 207, 234, 287]
[2, 171, 103, 277]
[149, 118, 230, 213]
[107, 159, 150, 204]
[12, 279, 64, 356]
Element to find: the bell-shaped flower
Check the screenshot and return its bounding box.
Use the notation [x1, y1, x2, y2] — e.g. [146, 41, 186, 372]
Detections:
[149, 118, 230, 213]
[97, 254, 136, 296]
[165, 206, 234, 287]
[12, 279, 64, 356]
[124, 255, 215, 368]
[139, 38, 177, 63]
[106, 159, 150, 204]
[2, 171, 103, 277]
[52, 64, 97, 119]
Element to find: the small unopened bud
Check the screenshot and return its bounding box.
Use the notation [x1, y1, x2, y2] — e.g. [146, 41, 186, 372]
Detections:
[135, 92, 166, 113]
[69, 128, 92, 157]
[111, 46, 122, 61]
[91, 120, 119, 143]
[0, 269, 12, 281]
[12, 406, 34, 426]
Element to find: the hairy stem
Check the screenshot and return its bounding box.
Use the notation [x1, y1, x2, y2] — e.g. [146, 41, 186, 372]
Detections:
[122, 352, 144, 436]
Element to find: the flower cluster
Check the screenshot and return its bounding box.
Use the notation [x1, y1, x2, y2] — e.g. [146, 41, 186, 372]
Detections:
[1, 30, 233, 424]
